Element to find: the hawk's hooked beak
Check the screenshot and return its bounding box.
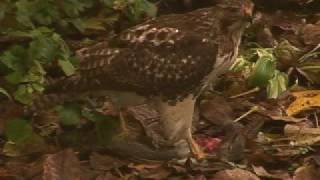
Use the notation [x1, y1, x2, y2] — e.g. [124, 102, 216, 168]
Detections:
[241, 2, 254, 24]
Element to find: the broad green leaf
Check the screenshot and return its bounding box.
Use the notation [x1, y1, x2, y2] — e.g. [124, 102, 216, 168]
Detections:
[15, 0, 35, 27]
[104, 14, 120, 25]
[56, 104, 82, 126]
[82, 18, 106, 31]
[267, 70, 288, 99]
[140, 0, 157, 17]
[22, 62, 46, 84]
[14, 85, 34, 105]
[58, 59, 76, 76]
[3, 133, 46, 157]
[28, 36, 59, 63]
[5, 118, 33, 143]
[62, 0, 93, 17]
[231, 56, 253, 72]
[0, 45, 28, 71]
[16, 0, 60, 27]
[248, 57, 276, 87]
[5, 71, 25, 84]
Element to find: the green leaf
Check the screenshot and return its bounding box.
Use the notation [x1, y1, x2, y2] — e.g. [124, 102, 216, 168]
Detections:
[248, 56, 276, 87]
[56, 104, 82, 126]
[267, 70, 288, 99]
[0, 45, 28, 71]
[82, 18, 106, 31]
[231, 56, 253, 72]
[58, 59, 76, 76]
[3, 133, 46, 157]
[140, 0, 157, 17]
[62, 0, 93, 17]
[5, 71, 25, 84]
[16, 0, 60, 27]
[5, 118, 33, 143]
[28, 36, 60, 63]
[14, 84, 34, 105]
[15, 0, 35, 27]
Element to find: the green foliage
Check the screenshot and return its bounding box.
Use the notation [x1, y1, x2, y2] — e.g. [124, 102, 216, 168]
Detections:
[232, 47, 289, 98]
[267, 70, 288, 99]
[56, 104, 82, 125]
[4, 118, 47, 157]
[102, 0, 157, 21]
[0, 28, 75, 104]
[0, 0, 156, 152]
[0, 0, 157, 104]
[5, 118, 33, 143]
[248, 55, 276, 87]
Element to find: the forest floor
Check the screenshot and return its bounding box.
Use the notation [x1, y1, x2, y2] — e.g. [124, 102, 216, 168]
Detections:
[1, 0, 320, 179]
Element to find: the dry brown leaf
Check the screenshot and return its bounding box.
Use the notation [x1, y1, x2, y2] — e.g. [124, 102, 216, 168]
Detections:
[252, 165, 291, 180]
[43, 149, 82, 180]
[200, 96, 234, 126]
[293, 164, 320, 180]
[283, 124, 320, 146]
[286, 90, 320, 116]
[95, 172, 120, 180]
[138, 166, 171, 180]
[211, 168, 260, 180]
[284, 124, 320, 135]
[89, 152, 127, 171]
[128, 162, 163, 172]
[302, 24, 320, 45]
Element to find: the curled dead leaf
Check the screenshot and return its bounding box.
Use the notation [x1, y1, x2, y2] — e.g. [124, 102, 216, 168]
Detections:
[286, 90, 320, 116]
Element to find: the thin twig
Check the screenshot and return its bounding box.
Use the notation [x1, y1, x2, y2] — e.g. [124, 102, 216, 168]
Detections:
[230, 87, 260, 99]
[234, 105, 260, 122]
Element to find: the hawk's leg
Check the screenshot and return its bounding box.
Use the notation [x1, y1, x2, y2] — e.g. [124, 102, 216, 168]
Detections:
[154, 95, 205, 159]
[186, 128, 206, 160]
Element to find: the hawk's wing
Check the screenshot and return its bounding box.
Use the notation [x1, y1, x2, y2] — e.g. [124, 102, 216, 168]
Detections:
[47, 7, 221, 100]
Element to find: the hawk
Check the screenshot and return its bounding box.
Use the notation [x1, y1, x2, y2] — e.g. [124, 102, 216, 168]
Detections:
[42, 0, 254, 159]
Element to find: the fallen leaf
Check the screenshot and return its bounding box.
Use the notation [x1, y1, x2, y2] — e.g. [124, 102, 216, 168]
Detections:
[90, 152, 127, 171]
[293, 164, 320, 180]
[138, 166, 171, 180]
[301, 24, 320, 45]
[211, 168, 260, 180]
[286, 90, 320, 116]
[284, 124, 320, 135]
[252, 165, 291, 179]
[200, 96, 234, 126]
[43, 149, 82, 180]
[95, 172, 119, 180]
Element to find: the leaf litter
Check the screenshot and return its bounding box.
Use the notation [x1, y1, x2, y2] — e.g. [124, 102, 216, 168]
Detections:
[1, 0, 320, 179]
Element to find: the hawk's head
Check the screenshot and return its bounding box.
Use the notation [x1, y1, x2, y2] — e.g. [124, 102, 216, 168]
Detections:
[216, 0, 254, 34]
